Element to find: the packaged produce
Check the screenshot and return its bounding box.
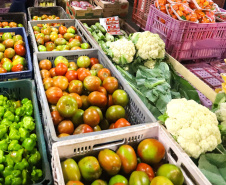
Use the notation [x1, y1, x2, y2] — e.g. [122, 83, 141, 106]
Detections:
[195, 9, 215, 23]
[215, 12, 226, 22]
[39, 56, 131, 138]
[189, 0, 217, 11]
[0, 22, 23, 29]
[32, 24, 91, 52]
[32, 14, 60, 21]
[71, 1, 94, 9]
[0, 95, 43, 184]
[167, 0, 187, 4]
[0, 32, 28, 73]
[60, 138, 184, 185]
[71, 1, 81, 7]
[155, 0, 167, 14]
[170, 3, 198, 22]
[166, 4, 178, 20]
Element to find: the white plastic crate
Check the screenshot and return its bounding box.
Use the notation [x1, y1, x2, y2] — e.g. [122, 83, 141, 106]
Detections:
[52, 122, 211, 185]
[28, 19, 95, 53]
[33, 50, 156, 154]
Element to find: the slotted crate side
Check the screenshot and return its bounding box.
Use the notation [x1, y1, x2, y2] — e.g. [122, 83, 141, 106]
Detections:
[132, 0, 155, 29]
[0, 80, 52, 185]
[52, 123, 211, 185]
[0, 27, 32, 80]
[145, 5, 226, 61]
[28, 19, 96, 53]
[28, 6, 68, 21]
[0, 12, 28, 34]
[33, 50, 156, 154]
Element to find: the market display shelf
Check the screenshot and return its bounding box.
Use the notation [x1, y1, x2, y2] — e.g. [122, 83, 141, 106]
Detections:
[0, 27, 32, 80]
[33, 50, 156, 154]
[28, 19, 95, 53]
[52, 122, 211, 185]
[28, 6, 68, 21]
[0, 12, 28, 34]
[0, 79, 52, 185]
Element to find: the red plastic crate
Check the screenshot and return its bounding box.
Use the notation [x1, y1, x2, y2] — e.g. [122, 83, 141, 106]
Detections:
[145, 5, 226, 61]
[132, 0, 154, 29]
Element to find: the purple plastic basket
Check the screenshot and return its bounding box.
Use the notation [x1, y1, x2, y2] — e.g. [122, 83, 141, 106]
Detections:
[145, 5, 226, 61]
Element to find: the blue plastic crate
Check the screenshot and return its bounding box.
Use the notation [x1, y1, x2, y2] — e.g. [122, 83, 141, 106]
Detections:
[0, 27, 32, 80]
[0, 79, 52, 185]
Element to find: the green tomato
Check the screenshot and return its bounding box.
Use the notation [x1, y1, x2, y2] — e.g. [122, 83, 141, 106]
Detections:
[0, 52, 3, 61]
[129, 171, 150, 185]
[17, 24, 23, 27]
[0, 43, 5, 52]
[81, 43, 90, 49]
[54, 56, 69, 67]
[67, 28, 76, 34]
[106, 105, 126, 123]
[12, 57, 26, 66]
[2, 33, 12, 41]
[38, 45, 46, 52]
[77, 56, 90, 68]
[91, 180, 107, 185]
[2, 61, 13, 72]
[112, 89, 129, 107]
[109, 175, 128, 185]
[71, 109, 84, 127]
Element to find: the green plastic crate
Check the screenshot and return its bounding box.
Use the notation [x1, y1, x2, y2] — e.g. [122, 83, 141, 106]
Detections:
[0, 79, 52, 185]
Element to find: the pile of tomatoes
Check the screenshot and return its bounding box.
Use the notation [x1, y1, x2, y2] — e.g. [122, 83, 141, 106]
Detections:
[33, 24, 91, 52]
[0, 22, 23, 28]
[0, 32, 27, 73]
[61, 138, 185, 185]
[39, 56, 131, 137]
[32, 14, 60, 21]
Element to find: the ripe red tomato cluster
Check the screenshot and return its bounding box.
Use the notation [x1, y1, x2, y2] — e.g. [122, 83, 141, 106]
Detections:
[0, 32, 27, 73]
[39, 56, 131, 137]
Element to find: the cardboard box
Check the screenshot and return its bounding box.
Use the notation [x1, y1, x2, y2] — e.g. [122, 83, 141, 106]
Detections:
[66, 0, 103, 19]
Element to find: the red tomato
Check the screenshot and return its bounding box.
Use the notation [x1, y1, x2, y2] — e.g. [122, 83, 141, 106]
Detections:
[136, 163, 155, 181]
[114, 118, 131, 128]
[73, 124, 93, 134]
[88, 91, 107, 108]
[65, 70, 78, 82]
[0, 67, 7, 73]
[55, 63, 68, 76]
[1, 58, 12, 64]
[109, 123, 115, 129]
[83, 108, 100, 127]
[77, 68, 91, 82]
[46, 87, 63, 104]
[59, 26, 67, 35]
[50, 68, 57, 77]
[69, 38, 74, 43]
[53, 76, 69, 91]
[58, 120, 74, 134]
[68, 93, 82, 108]
[69, 26, 77, 33]
[58, 34, 63, 38]
[51, 110, 64, 126]
[74, 35, 82, 43]
[98, 68, 111, 81]
[43, 77, 54, 90]
[39, 59, 52, 70]
[40, 69, 51, 79]
[83, 76, 101, 92]
[68, 80, 83, 95]
[97, 86, 107, 96]
[14, 44, 26, 56]
[90, 58, 99, 67]
[11, 64, 23, 72]
[108, 94, 114, 107]
[66, 181, 84, 185]
[103, 77, 119, 94]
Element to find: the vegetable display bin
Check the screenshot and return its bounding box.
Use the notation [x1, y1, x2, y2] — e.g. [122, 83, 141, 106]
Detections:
[51, 122, 211, 185]
[0, 27, 32, 80]
[33, 50, 156, 154]
[28, 19, 96, 53]
[27, 6, 69, 21]
[0, 80, 52, 185]
[0, 12, 28, 34]
[145, 5, 226, 61]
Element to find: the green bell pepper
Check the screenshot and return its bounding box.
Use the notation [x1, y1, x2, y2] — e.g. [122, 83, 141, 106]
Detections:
[3, 165, 13, 177]
[28, 149, 40, 166]
[21, 98, 30, 105]
[12, 170, 21, 177]
[0, 140, 8, 151]
[12, 177, 22, 185]
[0, 164, 4, 172]
[0, 106, 5, 117]
[14, 158, 29, 171]
[9, 128, 20, 140]
[31, 167, 42, 182]
[4, 111, 14, 122]
[8, 140, 22, 151]
[21, 116, 35, 131]
[1, 119, 12, 126]
[30, 134, 37, 141]
[24, 103, 33, 116]
[0, 125, 7, 139]
[9, 122, 20, 131]
[0, 150, 5, 163]
[5, 155, 14, 167]
[22, 138, 36, 152]
[10, 149, 24, 163]
[22, 170, 27, 185]
[19, 128, 29, 142]
[5, 175, 13, 185]
[15, 107, 24, 117]
[14, 115, 20, 123]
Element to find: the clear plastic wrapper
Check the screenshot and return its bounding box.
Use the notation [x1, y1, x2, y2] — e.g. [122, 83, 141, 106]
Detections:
[71, 1, 80, 7]
[166, 4, 179, 19]
[215, 12, 226, 22]
[189, 0, 218, 12]
[80, 1, 94, 9]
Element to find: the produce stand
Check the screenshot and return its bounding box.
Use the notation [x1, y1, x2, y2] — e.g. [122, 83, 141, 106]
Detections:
[0, 1, 225, 185]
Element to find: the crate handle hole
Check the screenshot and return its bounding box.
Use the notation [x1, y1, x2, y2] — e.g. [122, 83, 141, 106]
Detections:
[169, 147, 178, 162]
[93, 139, 125, 151]
[181, 163, 198, 185]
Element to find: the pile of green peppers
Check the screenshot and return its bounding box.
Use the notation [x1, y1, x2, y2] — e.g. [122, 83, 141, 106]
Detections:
[0, 95, 42, 185]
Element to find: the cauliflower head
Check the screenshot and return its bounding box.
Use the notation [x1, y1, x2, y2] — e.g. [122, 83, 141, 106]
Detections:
[132, 31, 165, 60]
[165, 98, 221, 159]
[109, 39, 136, 65]
[215, 102, 226, 122]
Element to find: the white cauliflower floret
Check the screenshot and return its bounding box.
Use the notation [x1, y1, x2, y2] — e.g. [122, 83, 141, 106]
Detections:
[215, 102, 226, 122]
[132, 31, 165, 60]
[144, 59, 156, 69]
[165, 98, 222, 159]
[109, 39, 136, 65]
